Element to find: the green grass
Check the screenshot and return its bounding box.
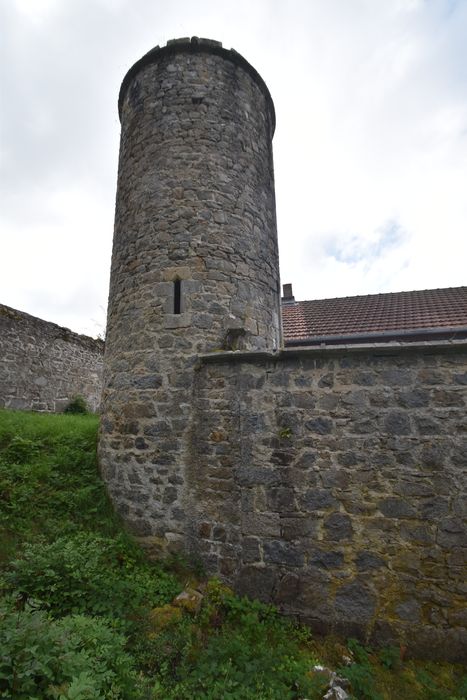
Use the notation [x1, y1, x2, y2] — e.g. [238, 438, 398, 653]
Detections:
[0, 408, 465, 699]
[0, 410, 118, 550]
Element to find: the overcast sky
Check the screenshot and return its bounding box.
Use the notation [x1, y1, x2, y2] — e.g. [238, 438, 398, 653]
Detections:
[1, 0, 466, 337]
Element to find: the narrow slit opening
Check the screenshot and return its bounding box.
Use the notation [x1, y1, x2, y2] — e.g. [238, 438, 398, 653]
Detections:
[173, 279, 181, 314]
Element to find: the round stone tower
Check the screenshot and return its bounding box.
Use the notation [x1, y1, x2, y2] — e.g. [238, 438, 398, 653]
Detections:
[100, 37, 281, 553]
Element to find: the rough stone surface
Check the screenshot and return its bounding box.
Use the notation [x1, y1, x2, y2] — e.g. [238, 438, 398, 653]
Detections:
[100, 39, 281, 554]
[0, 304, 103, 412]
[99, 38, 467, 662]
[189, 346, 467, 661]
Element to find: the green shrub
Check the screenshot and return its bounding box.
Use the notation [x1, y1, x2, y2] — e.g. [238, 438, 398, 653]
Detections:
[6, 532, 180, 622]
[64, 396, 88, 414]
[379, 645, 401, 671]
[150, 581, 321, 700]
[0, 598, 140, 699]
[338, 639, 382, 700]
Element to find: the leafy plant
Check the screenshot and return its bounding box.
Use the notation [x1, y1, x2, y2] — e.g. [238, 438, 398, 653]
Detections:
[149, 580, 321, 699]
[6, 532, 180, 623]
[0, 598, 140, 699]
[379, 645, 401, 671]
[278, 427, 292, 439]
[64, 396, 88, 415]
[338, 639, 382, 700]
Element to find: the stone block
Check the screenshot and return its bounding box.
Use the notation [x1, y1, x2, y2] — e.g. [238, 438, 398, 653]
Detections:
[301, 489, 338, 511]
[280, 516, 317, 540]
[355, 551, 386, 571]
[383, 411, 412, 435]
[334, 580, 376, 622]
[378, 497, 416, 518]
[437, 519, 466, 549]
[395, 598, 421, 622]
[324, 513, 353, 541]
[263, 540, 304, 567]
[275, 572, 300, 604]
[235, 565, 277, 602]
[309, 549, 344, 569]
[235, 466, 280, 487]
[241, 513, 280, 537]
[305, 417, 333, 434]
[242, 536, 261, 563]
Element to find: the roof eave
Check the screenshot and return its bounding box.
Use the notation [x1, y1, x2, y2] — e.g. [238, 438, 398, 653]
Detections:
[284, 325, 467, 347]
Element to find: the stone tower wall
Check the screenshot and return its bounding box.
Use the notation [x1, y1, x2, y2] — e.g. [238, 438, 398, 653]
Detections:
[100, 39, 281, 551]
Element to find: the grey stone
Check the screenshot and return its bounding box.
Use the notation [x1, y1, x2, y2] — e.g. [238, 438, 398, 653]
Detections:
[337, 451, 359, 467]
[420, 497, 450, 519]
[242, 536, 261, 563]
[318, 373, 334, 388]
[379, 497, 416, 518]
[213, 525, 226, 541]
[420, 446, 445, 468]
[305, 417, 334, 434]
[264, 540, 304, 567]
[416, 416, 442, 434]
[381, 369, 411, 385]
[235, 565, 277, 602]
[275, 572, 301, 604]
[394, 480, 434, 497]
[397, 389, 430, 408]
[355, 551, 386, 571]
[280, 516, 317, 539]
[354, 372, 376, 386]
[134, 374, 162, 389]
[321, 469, 351, 489]
[294, 451, 317, 469]
[270, 450, 295, 466]
[267, 487, 296, 511]
[301, 489, 338, 511]
[334, 581, 376, 622]
[384, 411, 411, 435]
[437, 519, 466, 549]
[324, 513, 353, 541]
[235, 466, 280, 487]
[241, 513, 280, 537]
[309, 549, 344, 569]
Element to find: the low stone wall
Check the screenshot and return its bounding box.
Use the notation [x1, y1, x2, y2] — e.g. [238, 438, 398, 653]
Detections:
[0, 304, 104, 412]
[189, 341, 467, 660]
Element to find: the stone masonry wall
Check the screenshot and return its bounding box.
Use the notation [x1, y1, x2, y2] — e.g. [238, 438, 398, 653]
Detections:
[0, 304, 103, 412]
[188, 342, 467, 661]
[100, 39, 281, 552]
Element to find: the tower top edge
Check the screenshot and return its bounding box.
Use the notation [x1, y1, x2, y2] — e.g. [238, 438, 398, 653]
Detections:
[118, 36, 276, 134]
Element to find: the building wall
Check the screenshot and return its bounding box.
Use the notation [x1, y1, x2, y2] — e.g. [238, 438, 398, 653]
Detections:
[184, 342, 466, 660]
[0, 304, 103, 412]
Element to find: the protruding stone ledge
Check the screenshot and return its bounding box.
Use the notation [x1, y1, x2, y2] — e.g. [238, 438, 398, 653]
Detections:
[118, 36, 276, 133]
[199, 338, 467, 365]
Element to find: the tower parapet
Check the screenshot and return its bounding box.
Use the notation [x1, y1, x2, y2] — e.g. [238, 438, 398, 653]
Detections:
[100, 38, 281, 551]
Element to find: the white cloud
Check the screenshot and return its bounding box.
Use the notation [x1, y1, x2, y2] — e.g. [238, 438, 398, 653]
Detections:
[1, 0, 466, 333]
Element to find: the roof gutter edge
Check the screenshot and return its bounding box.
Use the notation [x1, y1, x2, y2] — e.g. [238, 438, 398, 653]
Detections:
[284, 326, 467, 347]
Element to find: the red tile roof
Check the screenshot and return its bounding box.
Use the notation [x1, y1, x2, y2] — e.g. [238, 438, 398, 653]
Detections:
[281, 287, 467, 345]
